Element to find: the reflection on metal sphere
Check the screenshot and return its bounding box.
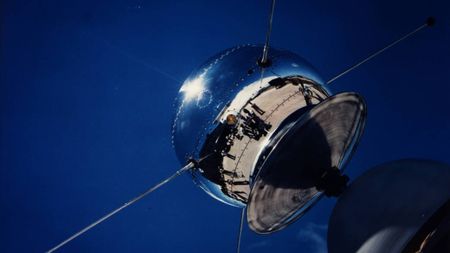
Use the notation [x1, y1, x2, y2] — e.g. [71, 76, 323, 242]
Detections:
[172, 45, 330, 207]
[247, 92, 366, 233]
[226, 114, 238, 126]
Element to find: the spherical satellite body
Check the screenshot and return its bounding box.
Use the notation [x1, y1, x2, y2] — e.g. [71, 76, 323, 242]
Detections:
[171, 45, 367, 233]
[44, 7, 442, 252]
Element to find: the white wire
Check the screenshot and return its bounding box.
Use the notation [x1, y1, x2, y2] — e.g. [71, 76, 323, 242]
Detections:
[236, 208, 246, 253]
[47, 162, 194, 253]
[327, 22, 430, 85]
[261, 0, 276, 64]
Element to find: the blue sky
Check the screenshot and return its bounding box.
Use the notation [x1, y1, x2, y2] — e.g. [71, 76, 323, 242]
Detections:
[1, 0, 450, 252]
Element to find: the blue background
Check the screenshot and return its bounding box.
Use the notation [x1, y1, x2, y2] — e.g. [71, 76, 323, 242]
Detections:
[1, 0, 450, 252]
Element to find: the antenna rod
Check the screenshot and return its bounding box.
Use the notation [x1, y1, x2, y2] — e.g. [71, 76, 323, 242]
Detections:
[47, 162, 195, 253]
[326, 17, 435, 85]
[236, 208, 245, 253]
[260, 0, 276, 65]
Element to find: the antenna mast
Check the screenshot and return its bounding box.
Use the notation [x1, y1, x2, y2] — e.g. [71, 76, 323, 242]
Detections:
[327, 17, 435, 85]
[260, 0, 277, 66]
[47, 162, 196, 253]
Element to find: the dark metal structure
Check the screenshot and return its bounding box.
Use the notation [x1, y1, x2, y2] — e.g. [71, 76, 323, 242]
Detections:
[328, 159, 450, 253]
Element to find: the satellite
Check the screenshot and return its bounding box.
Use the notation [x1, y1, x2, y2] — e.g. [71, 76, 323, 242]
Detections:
[47, 1, 449, 252]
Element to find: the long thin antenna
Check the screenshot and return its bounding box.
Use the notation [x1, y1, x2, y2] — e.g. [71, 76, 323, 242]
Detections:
[47, 162, 196, 253]
[260, 0, 276, 65]
[236, 208, 246, 253]
[326, 17, 435, 85]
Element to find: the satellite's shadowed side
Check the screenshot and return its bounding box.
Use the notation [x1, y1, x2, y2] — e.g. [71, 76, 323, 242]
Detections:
[328, 159, 450, 253]
[247, 92, 366, 233]
[43, 0, 446, 250]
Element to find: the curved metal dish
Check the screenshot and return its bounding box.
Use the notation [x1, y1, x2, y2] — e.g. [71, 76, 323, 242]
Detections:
[247, 92, 367, 233]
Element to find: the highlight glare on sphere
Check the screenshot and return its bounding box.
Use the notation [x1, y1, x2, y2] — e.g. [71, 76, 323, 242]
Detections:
[171, 45, 331, 207]
[179, 74, 207, 103]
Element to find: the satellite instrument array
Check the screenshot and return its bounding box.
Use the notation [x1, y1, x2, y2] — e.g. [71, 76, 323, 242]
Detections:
[47, 1, 449, 253]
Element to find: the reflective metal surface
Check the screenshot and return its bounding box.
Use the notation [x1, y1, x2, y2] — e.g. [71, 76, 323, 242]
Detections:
[247, 92, 366, 233]
[172, 45, 329, 207]
[328, 159, 450, 253]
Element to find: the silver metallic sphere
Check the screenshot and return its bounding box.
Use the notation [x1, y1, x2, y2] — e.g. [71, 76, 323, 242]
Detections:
[171, 45, 330, 207]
